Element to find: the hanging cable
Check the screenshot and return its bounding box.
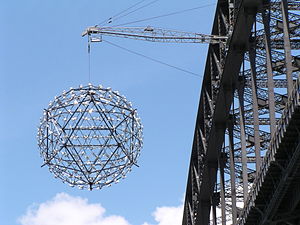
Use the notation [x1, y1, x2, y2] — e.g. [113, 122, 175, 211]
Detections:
[110, 0, 159, 24]
[88, 37, 91, 83]
[112, 3, 215, 27]
[97, 0, 157, 26]
[102, 39, 201, 78]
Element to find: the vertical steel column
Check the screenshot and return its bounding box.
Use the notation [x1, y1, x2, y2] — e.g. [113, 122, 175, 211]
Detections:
[281, 0, 294, 96]
[228, 116, 237, 224]
[262, 8, 276, 137]
[219, 151, 226, 225]
[249, 38, 261, 173]
[238, 59, 248, 203]
[212, 196, 217, 225]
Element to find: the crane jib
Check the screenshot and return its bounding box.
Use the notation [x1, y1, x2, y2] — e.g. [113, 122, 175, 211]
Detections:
[82, 26, 228, 44]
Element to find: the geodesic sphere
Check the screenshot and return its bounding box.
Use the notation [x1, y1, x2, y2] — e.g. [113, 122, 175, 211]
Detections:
[37, 84, 143, 190]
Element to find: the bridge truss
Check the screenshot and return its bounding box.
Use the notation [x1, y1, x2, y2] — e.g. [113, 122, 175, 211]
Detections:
[182, 0, 300, 224]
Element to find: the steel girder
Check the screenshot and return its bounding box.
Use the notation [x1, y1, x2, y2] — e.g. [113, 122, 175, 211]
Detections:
[182, 0, 300, 224]
[182, 0, 261, 224]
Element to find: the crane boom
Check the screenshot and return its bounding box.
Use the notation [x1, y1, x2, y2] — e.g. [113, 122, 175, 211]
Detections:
[82, 26, 227, 44]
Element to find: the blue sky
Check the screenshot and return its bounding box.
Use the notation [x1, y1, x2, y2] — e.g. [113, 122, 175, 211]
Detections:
[0, 0, 216, 224]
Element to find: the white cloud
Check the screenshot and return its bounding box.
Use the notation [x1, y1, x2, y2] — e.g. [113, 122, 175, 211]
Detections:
[18, 193, 182, 225]
[142, 204, 183, 225]
[18, 193, 131, 225]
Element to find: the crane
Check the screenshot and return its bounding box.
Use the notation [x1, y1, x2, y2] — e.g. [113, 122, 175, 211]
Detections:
[81, 26, 228, 44]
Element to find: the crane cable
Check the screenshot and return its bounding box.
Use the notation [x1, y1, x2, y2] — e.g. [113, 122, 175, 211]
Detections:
[89, 1, 215, 78]
[88, 37, 91, 83]
[108, 0, 160, 25]
[97, 0, 159, 26]
[112, 3, 216, 27]
[89, 0, 159, 82]
[102, 39, 202, 78]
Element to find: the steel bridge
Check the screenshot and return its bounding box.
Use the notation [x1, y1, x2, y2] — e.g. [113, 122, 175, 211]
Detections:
[182, 0, 300, 224]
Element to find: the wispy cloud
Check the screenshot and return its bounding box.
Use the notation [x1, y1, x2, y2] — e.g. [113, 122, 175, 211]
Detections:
[18, 193, 183, 225]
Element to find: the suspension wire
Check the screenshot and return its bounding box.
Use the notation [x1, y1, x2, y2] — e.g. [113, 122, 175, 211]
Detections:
[97, 0, 155, 26]
[112, 3, 216, 27]
[111, 0, 159, 24]
[88, 37, 91, 83]
[102, 39, 201, 78]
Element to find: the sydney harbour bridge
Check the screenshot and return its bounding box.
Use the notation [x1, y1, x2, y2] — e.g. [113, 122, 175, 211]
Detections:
[182, 0, 300, 224]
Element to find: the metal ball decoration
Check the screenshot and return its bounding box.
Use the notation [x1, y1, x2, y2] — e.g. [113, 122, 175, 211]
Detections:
[37, 84, 143, 190]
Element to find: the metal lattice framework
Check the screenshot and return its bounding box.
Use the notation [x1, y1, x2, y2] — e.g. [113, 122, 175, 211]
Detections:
[182, 0, 300, 224]
[38, 84, 143, 190]
[82, 26, 228, 44]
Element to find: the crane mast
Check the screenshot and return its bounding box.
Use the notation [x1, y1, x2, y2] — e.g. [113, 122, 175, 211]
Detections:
[82, 26, 227, 44]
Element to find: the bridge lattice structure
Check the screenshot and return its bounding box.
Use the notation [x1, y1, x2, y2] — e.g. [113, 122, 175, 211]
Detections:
[182, 0, 300, 224]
